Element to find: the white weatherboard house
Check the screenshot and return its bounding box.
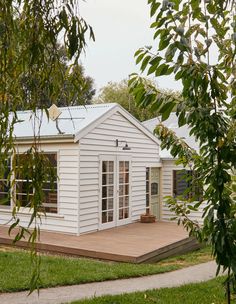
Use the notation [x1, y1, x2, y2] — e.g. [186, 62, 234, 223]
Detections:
[143, 114, 206, 223]
[0, 104, 162, 235]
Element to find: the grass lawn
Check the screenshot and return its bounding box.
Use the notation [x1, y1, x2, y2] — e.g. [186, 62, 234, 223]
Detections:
[72, 277, 228, 304]
[0, 245, 212, 292]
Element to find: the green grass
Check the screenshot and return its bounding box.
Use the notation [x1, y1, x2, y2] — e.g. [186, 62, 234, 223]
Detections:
[158, 245, 212, 266]
[0, 246, 212, 293]
[72, 277, 229, 304]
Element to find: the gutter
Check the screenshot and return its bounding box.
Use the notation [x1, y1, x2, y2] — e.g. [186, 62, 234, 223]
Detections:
[14, 134, 75, 144]
[160, 157, 175, 161]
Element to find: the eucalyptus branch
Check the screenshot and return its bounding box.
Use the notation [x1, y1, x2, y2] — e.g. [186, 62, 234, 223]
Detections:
[0, 0, 94, 293]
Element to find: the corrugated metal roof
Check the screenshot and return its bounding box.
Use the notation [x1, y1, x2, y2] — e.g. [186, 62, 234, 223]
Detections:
[13, 103, 117, 140]
[142, 113, 199, 158]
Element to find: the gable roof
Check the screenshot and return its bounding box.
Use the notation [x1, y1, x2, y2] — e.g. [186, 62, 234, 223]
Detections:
[14, 103, 116, 141]
[13, 103, 159, 145]
[143, 113, 199, 159]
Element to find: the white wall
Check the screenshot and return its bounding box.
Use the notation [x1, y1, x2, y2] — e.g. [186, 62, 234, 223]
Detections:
[161, 159, 206, 224]
[0, 142, 80, 234]
[79, 111, 160, 234]
[0, 110, 161, 236]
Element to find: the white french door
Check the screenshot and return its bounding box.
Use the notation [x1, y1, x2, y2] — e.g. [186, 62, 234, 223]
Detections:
[100, 155, 131, 229]
[117, 158, 130, 226]
[100, 157, 115, 229]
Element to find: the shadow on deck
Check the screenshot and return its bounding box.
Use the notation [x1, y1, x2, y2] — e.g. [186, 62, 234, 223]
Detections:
[0, 222, 200, 263]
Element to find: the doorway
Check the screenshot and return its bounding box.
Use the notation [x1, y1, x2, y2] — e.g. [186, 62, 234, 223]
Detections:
[100, 156, 131, 229]
[146, 167, 160, 219]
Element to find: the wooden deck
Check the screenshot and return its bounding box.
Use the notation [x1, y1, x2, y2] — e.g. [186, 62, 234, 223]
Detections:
[0, 222, 200, 263]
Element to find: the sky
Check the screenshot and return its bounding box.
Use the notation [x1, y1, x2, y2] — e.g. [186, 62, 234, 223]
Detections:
[79, 0, 180, 94]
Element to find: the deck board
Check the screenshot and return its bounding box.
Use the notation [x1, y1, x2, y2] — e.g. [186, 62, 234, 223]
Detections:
[0, 222, 199, 263]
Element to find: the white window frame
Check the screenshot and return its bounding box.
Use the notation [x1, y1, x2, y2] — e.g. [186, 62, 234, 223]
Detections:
[0, 152, 59, 214]
[0, 158, 11, 210]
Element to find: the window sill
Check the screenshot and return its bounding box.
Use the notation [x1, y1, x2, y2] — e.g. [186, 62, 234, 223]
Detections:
[0, 208, 65, 219]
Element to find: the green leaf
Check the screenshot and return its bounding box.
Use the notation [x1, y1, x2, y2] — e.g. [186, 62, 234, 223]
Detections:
[207, 3, 216, 14]
[136, 51, 147, 64]
[175, 69, 183, 80]
[150, 2, 161, 17]
[134, 48, 144, 57]
[150, 21, 158, 28]
[155, 63, 169, 76]
[178, 111, 186, 127]
[159, 37, 171, 51]
[147, 64, 158, 76]
[59, 8, 68, 28]
[190, 0, 200, 11]
[140, 55, 151, 72]
[165, 45, 177, 62]
[8, 219, 20, 236]
[150, 97, 163, 112]
[160, 101, 176, 121]
[149, 55, 162, 65]
[165, 66, 175, 75]
[187, 205, 197, 211]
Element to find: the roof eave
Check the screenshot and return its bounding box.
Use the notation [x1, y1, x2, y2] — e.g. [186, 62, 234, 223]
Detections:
[14, 134, 75, 144]
[161, 157, 175, 160]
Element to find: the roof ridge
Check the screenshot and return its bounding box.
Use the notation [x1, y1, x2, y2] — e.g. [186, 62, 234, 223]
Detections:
[142, 117, 158, 124]
[14, 103, 118, 115]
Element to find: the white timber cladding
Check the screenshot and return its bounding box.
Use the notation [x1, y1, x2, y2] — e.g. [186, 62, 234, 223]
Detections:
[79, 111, 160, 234]
[0, 142, 79, 234]
[161, 159, 206, 224]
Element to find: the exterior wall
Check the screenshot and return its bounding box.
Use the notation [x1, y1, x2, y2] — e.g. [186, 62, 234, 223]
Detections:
[79, 111, 160, 234]
[161, 159, 206, 224]
[0, 142, 79, 234]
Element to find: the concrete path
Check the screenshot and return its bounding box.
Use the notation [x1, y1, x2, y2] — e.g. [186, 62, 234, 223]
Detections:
[0, 261, 223, 304]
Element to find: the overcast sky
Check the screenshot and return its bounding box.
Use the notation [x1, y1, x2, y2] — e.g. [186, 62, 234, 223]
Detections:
[80, 0, 180, 94]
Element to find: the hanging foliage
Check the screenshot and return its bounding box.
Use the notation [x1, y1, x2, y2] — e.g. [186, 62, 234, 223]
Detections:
[0, 0, 94, 292]
[129, 0, 236, 302]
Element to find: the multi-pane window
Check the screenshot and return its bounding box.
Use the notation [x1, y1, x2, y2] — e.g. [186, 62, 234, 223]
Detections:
[146, 168, 150, 213]
[118, 161, 129, 220]
[102, 161, 114, 223]
[15, 153, 58, 213]
[15, 154, 33, 207]
[173, 170, 202, 200]
[0, 159, 11, 209]
[41, 153, 57, 213]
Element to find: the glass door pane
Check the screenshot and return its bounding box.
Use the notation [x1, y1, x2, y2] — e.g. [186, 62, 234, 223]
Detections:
[118, 161, 129, 220]
[150, 167, 160, 218]
[146, 167, 150, 213]
[101, 161, 114, 224]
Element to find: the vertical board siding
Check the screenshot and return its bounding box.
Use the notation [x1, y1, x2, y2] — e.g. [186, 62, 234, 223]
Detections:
[79, 112, 160, 234]
[161, 160, 206, 224]
[0, 144, 80, 235]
